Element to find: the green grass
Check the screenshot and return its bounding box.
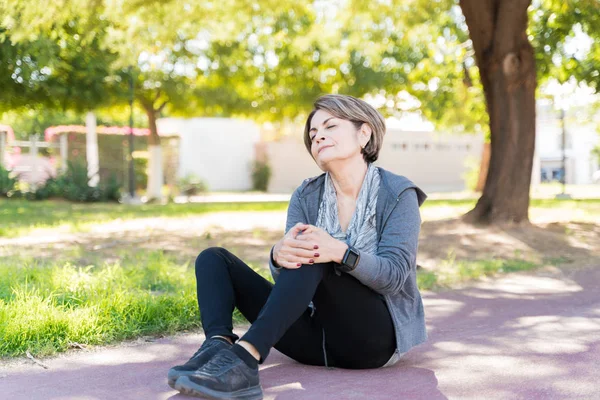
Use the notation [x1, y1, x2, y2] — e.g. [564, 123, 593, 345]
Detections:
[420, 198, 600, 209]
[417, 256, 539, 291]
[0, 251, 270, 358]
[0, 199, 288, 237]
[2, 197, 600, 238]
[1, 196, 597, 358]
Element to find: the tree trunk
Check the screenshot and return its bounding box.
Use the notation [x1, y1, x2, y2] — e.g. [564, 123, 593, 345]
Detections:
[145, 105, 161, 147]
[475, 142, 490, 192]
[459, 0, 537, 224]
[143, 104, 164, 200]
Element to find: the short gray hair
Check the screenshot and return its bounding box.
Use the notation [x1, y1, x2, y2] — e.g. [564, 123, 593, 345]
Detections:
[303, 94, 386, 163]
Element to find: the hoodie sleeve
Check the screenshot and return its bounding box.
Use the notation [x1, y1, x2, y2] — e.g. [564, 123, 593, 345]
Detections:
[347, 188, 423, 295]
[269, 187, 306, 281]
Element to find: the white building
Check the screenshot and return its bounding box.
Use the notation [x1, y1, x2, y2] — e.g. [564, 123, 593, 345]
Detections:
[158, 101, 599, 194]
[534, 103, 600, 184]
[157, 117, 260, 191]
[265, 115, 484, 194]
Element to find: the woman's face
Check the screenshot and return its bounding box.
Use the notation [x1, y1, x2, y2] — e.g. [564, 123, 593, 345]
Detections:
[308, 110, 370, 170]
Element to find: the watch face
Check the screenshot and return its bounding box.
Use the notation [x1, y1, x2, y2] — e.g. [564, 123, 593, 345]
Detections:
[345, 250, 359, 267]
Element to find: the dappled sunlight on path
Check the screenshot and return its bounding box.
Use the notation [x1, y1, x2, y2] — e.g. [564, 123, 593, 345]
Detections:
[2, 265, 599, 399]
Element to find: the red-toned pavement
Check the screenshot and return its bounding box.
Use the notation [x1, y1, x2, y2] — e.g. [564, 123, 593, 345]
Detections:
[2, 266, 599, 400]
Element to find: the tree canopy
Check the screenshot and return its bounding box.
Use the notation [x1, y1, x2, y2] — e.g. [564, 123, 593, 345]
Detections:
[1, 0, 598, 217]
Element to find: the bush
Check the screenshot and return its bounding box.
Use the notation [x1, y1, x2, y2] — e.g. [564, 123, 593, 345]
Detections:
[177, 173, 208, 196]
[133, 156, 148, 191]
[462, 156, 480, 192]
[28, 177, 61, 200]
[102, 173, 122, 202]
[30, 161, 122, 202]
[251, 160, 271, 192]
[0, 165, 17, 197]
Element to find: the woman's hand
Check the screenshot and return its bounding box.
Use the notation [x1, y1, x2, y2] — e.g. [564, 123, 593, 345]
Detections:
[295, 225, 348, 264]
[273, 223, 321, 269]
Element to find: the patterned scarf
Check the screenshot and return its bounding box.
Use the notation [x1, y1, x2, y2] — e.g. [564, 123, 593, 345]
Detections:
[316, 163, 380, 254]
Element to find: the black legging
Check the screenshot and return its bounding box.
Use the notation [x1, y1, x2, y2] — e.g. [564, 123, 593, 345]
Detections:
[195, 247, 396, 369]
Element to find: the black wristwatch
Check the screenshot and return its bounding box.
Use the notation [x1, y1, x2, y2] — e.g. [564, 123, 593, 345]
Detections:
[339, 246, 360, 272]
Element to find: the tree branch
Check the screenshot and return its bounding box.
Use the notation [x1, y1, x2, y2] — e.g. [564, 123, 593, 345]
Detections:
[157, 100, 168, 114]
[153, 88, 162, 104]
[459, 0, 495, 62]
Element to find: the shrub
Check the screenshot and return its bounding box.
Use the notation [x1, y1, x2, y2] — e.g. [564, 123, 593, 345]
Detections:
[133, 156, 148, 191]
[102, 173, 122, 202]
[251, 159, 271, 192]
[30, 161, 122, 202]
[177, 173, 208, 196]
[0, 165, 17, 197]
[462, 156, 480, 192]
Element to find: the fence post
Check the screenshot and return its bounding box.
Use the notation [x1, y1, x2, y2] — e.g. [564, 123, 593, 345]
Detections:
[60, 133, 68, 173]
[86, 112, 99, 187]
[31, 134, 39, 190]
[0, 131, 5, 168]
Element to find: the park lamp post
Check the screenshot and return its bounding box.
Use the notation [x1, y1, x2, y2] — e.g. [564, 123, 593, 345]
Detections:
[128, 66, 136, 199]
[557, 107, 571, 199]
[549, 81, 572, 200]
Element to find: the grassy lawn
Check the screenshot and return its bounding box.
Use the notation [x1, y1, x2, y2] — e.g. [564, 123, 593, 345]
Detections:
[0, 250, 269, 358]
[417, 257, 546, 290]
[1, 196, 598, 359]
[0, 199, 289, 237]
[2, 197, 600, 238]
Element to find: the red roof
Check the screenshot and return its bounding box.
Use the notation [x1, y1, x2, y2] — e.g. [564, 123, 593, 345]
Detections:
[44, 125, 154, 142]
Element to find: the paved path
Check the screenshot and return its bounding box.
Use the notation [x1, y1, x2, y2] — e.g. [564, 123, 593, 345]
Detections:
[2, 266, 599, 400]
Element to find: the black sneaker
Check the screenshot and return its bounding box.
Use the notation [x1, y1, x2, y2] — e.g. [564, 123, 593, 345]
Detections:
[167, 337, 232, 388]
[174, 347, 263, 400]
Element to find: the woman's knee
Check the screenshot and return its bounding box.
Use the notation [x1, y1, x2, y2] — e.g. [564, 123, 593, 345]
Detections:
[195, 247, 230, 274]
[279, 262, 325, 283]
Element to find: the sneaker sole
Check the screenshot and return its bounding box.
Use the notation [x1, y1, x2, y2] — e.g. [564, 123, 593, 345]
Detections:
[168, 369, 197, 389]
[174, 376, 263, 400]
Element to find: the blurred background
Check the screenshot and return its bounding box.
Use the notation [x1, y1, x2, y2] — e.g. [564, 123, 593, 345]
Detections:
[0, 0, 598, 214]
[2, 4, 600, 391]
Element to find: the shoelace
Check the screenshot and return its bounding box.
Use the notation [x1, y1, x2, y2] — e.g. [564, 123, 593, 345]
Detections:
[201, 352, 237, 375]
[190, 340, 217, 360]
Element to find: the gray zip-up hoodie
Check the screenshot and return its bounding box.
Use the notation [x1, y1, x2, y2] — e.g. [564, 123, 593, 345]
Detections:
[270, 167, 428, 359]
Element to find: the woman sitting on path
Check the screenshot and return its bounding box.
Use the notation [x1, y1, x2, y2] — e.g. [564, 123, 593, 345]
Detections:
[168, 94, 427, 399]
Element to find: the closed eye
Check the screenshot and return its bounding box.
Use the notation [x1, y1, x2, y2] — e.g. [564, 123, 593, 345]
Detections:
[310, 125, 336, 141]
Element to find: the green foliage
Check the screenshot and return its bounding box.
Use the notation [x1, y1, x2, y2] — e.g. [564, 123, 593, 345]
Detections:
[462, 156, 481, 192]
[0, 164, 17, 196]
[530, 0, 600, 88]
[55, 161, 103, 202]
[0, 251, 205, 357]
[0, 108, 138, 140]
[23, 161, 123, 202]
[177, 173, 208, 196]
[102, 173, 122, 202]
[592, 145, 600, 164]
[251, 160, 272, 192]
[1, 0, 598, 148]
[60, 131, 149, 192]
[0, 13, 120, 114]
[133, 156, 148, 191]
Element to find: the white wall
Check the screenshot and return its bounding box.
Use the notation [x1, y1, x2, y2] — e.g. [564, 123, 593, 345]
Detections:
[157, 117, 260, 191]
[266, 129, 484, 193]
[377, 130, 484, 192]
[536, 104, 600, 184]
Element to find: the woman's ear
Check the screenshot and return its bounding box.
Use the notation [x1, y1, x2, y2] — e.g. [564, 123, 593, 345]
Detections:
[360, 123, 372, 148]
